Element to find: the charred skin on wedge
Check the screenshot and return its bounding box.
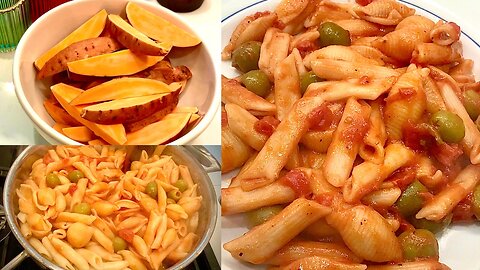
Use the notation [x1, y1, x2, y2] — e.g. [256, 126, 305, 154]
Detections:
[81, 89, 180, 125]
[107, 14, 171, 56]
[37, 37, 121, 79]
[131, 60, 192, 84]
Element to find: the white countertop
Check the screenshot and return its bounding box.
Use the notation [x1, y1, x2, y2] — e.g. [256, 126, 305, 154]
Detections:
[0, 0, 221, 145]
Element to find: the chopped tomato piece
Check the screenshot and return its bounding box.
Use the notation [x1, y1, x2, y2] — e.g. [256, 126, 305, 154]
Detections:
[68, 184, 78, 195]
[43, 153, 54, 164]
[431, 142, 463, 166]
[356, 0, 374, 6]
[118, 229, 135, 243]
[280, 169, 311, 197]
[254, 116, 280, 137]
[387, 166, 417, 191]
[308, 104, 334, 131]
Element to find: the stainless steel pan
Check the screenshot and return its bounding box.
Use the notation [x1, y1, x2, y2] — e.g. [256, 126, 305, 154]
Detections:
[3, 145, 220, 270]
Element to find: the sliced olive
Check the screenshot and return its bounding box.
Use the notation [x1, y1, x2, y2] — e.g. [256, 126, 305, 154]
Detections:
[67, 170, 84, 183]
[410, 214, 452, 234]
[395, 180, 428, 217]
[300, 71, 323, 95]
[245, 205, 284, 228]
[174, 179, 188, 192]
[113, 236, 127, 252]
[318, 22, 351, 48]
[430, 110, 465, 143]
[241, 70, 272, 98]
[232, 41, 262, 73]
[167, 190, 182, 201]
[46, 173, 61, 188]
[464, 90, 480, 120]
[145, 181, 158, 199]
[72, 203, 91, 215]
[399, 229, 439, 261]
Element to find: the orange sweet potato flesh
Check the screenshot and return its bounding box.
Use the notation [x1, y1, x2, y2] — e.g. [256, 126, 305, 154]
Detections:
[37, 37, 121, 79]
[62, 126, 95, 142]
[107, 14, 171, 56]
[51, 83, 127, 145]
[126, 112, 192, 144]
[81, 88, 180, 125]
[44, 98, 81, 126]
[35, 10, 108, 70]
[67, 49, 163, 77]
[71, 78, 179, 105]
[126, 2, 201, 47]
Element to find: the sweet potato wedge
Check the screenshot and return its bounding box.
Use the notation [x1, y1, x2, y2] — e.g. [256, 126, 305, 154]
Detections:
[62, 126, 95, 142]
[126, 112, 192, 144]
[35, 10, 108, 70]
[67, 49, 163, 77]
[37, 37, 121, 79]
[131, 60, 192, 84]
[51, 83, 127, 145]
[107, 14, 171, 56]
[88, 139, 108, 145]
[126, 2, 201, 48]
[172, 106, 199, 114]
[81, 88, 180, 125]
[70, 78, 179, 105]
[44, 98, 81, 126]
[53, 123, 69, 135]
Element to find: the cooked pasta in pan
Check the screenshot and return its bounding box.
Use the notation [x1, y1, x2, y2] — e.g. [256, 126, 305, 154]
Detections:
[221, 0, 480, 269]
[16, 146, 202, 270]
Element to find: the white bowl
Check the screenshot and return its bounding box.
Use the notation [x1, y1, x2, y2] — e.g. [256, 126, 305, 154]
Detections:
[13, 0, 219, 145]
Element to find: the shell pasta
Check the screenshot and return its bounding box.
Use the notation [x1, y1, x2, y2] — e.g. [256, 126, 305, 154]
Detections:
[16, 146, 202, 270]
[222, 0, 480, 269]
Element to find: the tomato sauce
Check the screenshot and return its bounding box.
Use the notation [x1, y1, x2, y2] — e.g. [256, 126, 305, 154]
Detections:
[308, 104, 334, 131]
[118, 229, 135, 243]
[43, 153, 54, 164]
[296, 40, 320, 58]
[68, 184, 78, 195]
[356, 0, 373, 6]
[387, 166, 417, 191]
[452, 193, 475, 222]
[254, 116, 280, 136]
[280, 169, 311, 198]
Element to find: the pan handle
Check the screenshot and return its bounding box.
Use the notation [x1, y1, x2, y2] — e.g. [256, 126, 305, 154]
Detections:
[183, 146, 221, 173]
[1, 250, 28, 270]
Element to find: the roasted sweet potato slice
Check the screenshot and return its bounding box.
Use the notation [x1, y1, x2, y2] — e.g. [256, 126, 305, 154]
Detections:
[126, 112, 192, 144]
[126, 2, 201, 47]
[44, 98, 81, 126]
[71, 78, 179, 105]
[81, 88, 180, 125]
[53, 123, 69, 135]
[88, 139, 108, 145]
[37, 37, 121, 79]
[107, 14, 171, 56]
[67, 49, 163, 77]
[172, 106, 199, 114]
[62, 126, 95, 142]
[51, 83, 127, 145]
[35, 10, 108, 70]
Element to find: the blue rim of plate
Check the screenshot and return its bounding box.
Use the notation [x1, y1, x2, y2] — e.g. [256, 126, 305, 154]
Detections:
[222, 0, 480, 49]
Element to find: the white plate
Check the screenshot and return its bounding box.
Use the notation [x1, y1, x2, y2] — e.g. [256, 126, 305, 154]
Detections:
[221, 1, 480, 269]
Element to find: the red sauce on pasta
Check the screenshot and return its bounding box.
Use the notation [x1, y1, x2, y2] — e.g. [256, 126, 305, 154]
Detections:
[355, 0, 373, 6]
[280, 169, 311, 197]
[313, 192, 334, 207]
[118, 229, 135, 243]
[452, 193, 475, 222]
[385, 87, 416, 103]
[308, 104, 334, 131]
[431, 143, 463, 166]
[387, 166, 417, 191]
[254, 116, 280, 136]
[296, 40, 320, 58]
[68, 184, 77, 195]
[43, 153, 54, 164]
[340, 117, 369, 147]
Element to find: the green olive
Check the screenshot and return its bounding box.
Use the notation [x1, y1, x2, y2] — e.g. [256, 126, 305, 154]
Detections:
[67, 170, 84, 183]
[472, 184, 480, 220]
[72, 203, 91, 215]
[300, 71, 323, 95]
[245, 205, 284, 228]
[464, 90, 480, 120]
[167, 190, 182, 201]
[241, 70, 272, 98]
[46, 173, 61, 188]
[145, 181, 158, 199]
[410, 214, 452, 234]
[395, 180, 428, 217]
[398, 229, 439, 261]
[174, 179, 188, 192]
[232, 41, 262, 73]
[430, 110, 465, 143]
[318, 22, 351, 48]
[113, 236, 128, 252]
